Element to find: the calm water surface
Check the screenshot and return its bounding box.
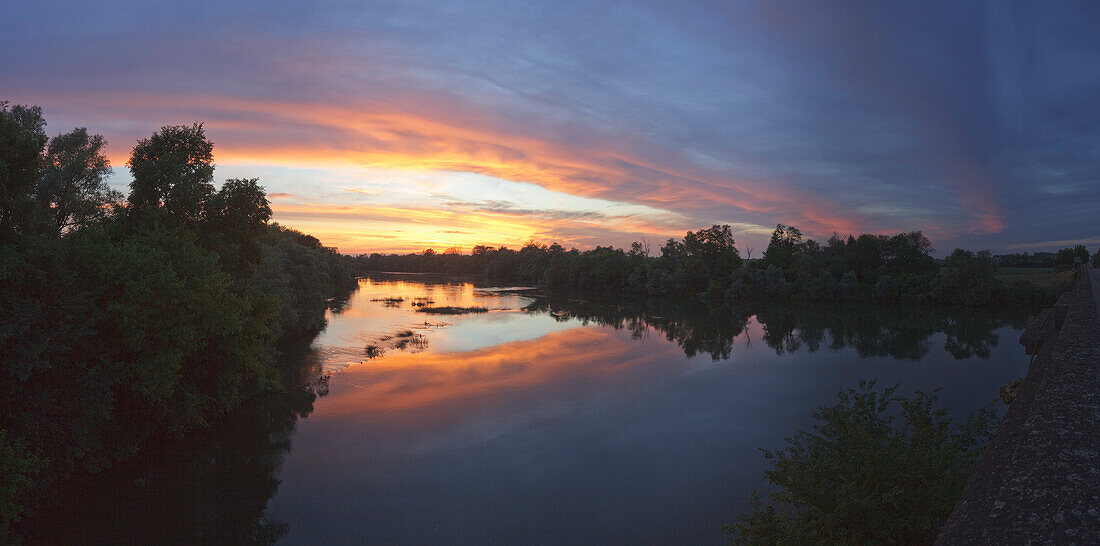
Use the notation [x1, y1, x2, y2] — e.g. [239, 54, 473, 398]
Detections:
[28, 274, 1033, 544]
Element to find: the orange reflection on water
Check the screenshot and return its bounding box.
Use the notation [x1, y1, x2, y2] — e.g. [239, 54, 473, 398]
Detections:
[338, 277, 492, 318]
[317, 326, 683, 419]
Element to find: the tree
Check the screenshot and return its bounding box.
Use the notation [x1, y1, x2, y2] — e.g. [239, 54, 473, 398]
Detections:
[681, 225, 742, 293]
[728, 381, 997, 544]
[35, 128, 120, 235]
[884, 231, 936, 277]
[0, 102, 47, 240]
[202, 178, 271, 278]
[1054, 245, 1089, 269]
[934, 249, 997, 306]
[849, 234, 888, 280]
[128, 123, 215, 222]
[762, 224, 803, 273]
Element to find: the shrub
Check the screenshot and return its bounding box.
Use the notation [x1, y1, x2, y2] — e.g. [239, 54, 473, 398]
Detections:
[728, 381, 997, 544]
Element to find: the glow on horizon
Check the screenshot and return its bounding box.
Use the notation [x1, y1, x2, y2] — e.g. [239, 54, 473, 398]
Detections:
[104, 158, 705, 254]
[77, 91, 858, 255]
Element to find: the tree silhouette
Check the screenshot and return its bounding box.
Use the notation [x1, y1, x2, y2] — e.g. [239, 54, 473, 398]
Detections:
[36, 128, 120, 235]
[128, 123, 214, 223]
[0, 103, 47, 240]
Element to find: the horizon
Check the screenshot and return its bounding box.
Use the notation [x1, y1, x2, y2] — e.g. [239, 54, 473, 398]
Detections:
[345, 238, 1085, 259]
[4, 1, 1099, 255]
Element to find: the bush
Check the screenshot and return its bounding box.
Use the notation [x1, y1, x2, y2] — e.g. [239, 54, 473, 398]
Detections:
[874, 275, 894, 301]
[0, 430, 43, 537]
[728, 381, 997, 544]
[839, 270, 860, 300]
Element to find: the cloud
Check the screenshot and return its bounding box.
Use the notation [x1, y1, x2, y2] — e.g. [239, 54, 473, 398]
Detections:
[267, 195, 693, 254]
[6, 0, 1100, 253]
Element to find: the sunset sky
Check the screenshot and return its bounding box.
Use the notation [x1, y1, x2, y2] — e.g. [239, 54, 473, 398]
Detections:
[3, 1, 1099, 255]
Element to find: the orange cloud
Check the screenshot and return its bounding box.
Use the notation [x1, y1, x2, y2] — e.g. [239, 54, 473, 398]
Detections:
[268, 200, 687, 254]
[38, 90, 866, 246]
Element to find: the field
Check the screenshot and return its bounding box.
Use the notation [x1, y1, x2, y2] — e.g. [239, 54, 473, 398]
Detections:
[996, 266, 1076, 290]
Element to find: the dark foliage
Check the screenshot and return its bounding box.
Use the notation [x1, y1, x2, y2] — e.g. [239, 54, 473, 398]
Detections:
[1054, 244, 1090, 269]
[995, 251, 1057, 268]
[727, 381, 998, 544]
[415, 306, 489, 314]
[0, 103, 357, 537]
[359, 224, 1059, 307]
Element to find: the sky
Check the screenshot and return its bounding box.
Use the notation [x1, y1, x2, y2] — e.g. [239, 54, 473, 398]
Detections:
[3, 0, 1099, 255]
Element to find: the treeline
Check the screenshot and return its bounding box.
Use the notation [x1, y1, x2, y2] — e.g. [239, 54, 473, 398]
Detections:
[359, 224, 1069, 307]
[996, 245, 1092, 269]
[0, 102, 356, 535]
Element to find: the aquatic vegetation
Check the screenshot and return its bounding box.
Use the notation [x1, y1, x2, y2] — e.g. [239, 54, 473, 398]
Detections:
[373, 329, 429, 352]
[416, 306, 489, 314]
[364, 344, 385, 359]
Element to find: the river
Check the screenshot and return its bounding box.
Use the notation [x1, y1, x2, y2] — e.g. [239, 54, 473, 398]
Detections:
[25, 273, 1033, 544]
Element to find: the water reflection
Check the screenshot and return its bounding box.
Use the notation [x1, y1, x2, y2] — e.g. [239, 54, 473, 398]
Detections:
[266, 278, 1032, 544]
[22, 380, 318, 544]
[308, 275, 545, 371]
[525, 293, 1030, 362]
[22, 275, 1035, 544]
[18, 326, 335, 544]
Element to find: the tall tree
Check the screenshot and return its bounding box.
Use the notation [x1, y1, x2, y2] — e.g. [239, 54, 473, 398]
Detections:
[35, 128, 120, 235]
[202, 178, 272, 278]
[0, 103, 47, 240]
[884, 231, 935, 276]
[762, 224, 804, 271]
[683, 225, 741, 276]
[127, 123, 214, 223]
[1054, 245, 1089, 268]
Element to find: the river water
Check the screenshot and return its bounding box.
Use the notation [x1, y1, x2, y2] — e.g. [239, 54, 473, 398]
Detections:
[26, 274, 1033, 544]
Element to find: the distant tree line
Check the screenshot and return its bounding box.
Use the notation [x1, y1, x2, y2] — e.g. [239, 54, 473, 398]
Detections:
[359, 224, 1072, 307]
[996, 245, 1091, 270]
[1055, 244, 1091, 269]
[995, 251, 1058, 268]
[0, 102, 356, 536]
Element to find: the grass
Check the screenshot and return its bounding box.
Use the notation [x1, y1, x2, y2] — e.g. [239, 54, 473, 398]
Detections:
[995, 267, 1075, 290]
[996, 266, 1054, 275]
[415, 306, 489, 314]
